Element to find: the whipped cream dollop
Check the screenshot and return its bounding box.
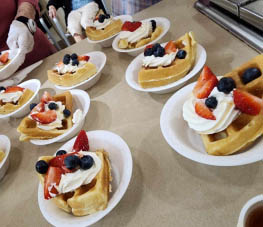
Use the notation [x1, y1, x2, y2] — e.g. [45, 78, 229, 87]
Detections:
[93, 18, 112, 30]
[183, 87, 240, 134]
[57, 151, 102, 193]
[81, 2, 99, 28]
[0, 90, 24, 103]
[119, 21, 152, 44]
[55, 60, 86, 74]
[142, 52, 177, 68]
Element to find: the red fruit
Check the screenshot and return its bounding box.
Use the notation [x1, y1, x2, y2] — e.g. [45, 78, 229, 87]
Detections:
[0, 52, 9, 64]
[121, 21, 142, 32]
[233, 89, 263, 115]
[78, 55, 90, 61]
[31, 110, 57, 124]
[144, 44, 153, 51]
[41, 91, 53, 103]
[73, 130, 89, 152]
[195, 100, 216, 120]
[49, 152, 77, 168]
[164, 41, 177, 54]
[193, 66, 218, 99]
[5, 86, 24, 93]
[31, 102, 45, 113]
[44, 167, 63, 200]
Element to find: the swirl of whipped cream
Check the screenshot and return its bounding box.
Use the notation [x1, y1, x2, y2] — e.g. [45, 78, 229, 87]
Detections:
[0, 91, 24, 103]
[119, 21, 152, 44]
[182, 88, 240, 134]
[55, 60, 86, 74]
[142, 52, 176, 67]
[93, 18, 112, 30]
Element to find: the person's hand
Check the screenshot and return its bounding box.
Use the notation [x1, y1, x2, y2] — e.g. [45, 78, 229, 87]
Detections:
[7, 20, 34, 54]
[49, 5, 57, 18]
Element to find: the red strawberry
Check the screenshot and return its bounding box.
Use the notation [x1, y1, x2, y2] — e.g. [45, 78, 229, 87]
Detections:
[44, 166, 63, 200]
[164, 41, 177, 54]
[31, 110, 57, 124]
[5, 86, 24, 93]
[144, 44, 153, 51]
[233, 89, 263, 115]
[195, 100, 216, 120]
[49, 152, 77, 168]
[78, 55, 90, 61]
[121, 21, 142, 32]
[73, 130, 89, 152]
[0, 52, 9, 64]
[41, 91, 53, 103]
[31, 102, 45, 113]
[193, 66, 218, 99]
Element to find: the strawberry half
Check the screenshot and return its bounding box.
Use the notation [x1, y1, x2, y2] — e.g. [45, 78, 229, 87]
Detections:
[144, 44, 153, 51]
[195, 100, 216, 120]
[31, 110, 57, 124]
[0, 52, 9, 64]
[164, 41, 177, 54]
[73, 130, 89, 152]
[49, 152, 77, 168]
[30, 102, 45, 114]
[233, 89, 263, 115]
[121, 21, 142, 32]
[78, 55, 90, 61]
[193, 66, 218, 99]
[41, 91, 53, 103]
[5, 86, 24, 93]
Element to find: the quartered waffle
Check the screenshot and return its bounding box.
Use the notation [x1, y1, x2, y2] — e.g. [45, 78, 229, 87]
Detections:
[48, 62, 97, 87]
[0, 89, 34, 115]
[201, 55, 263, 155]
[17, 91, 73, 141]
[38, 149, 111, 216]
[138, 32, 197, 88]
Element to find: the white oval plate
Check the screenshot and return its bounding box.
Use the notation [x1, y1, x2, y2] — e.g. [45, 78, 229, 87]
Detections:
[0, 135, 11, 181]
[126, 43, 206, 94]
[112, 17, 170, 56]
[86, 15, 133, 47]
[0, 79, 41, 119]
[55, 52, 107, 91]
[38, 130, 133, 227]
[30, 89, 90, 145]
[160, 82, 263, 166]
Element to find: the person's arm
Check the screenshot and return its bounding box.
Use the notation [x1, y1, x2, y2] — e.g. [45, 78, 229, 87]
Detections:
[16, 2, 36, 19]
[47, 0, 64, 18]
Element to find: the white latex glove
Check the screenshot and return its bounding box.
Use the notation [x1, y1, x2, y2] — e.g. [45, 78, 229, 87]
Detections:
[80, 2, 99, 29]
[7, 20, 34, 54]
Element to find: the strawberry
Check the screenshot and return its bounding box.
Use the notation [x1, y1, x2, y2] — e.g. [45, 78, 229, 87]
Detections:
[56, 61, 64, 68]
[41, 91, 53, 103]
[49, 152, 77, 168]
[0, 52, 9, 64]
[121, 21, 142, 32]
[5, 86, 24, 93]
[73, 130, 89, 152]
[78, 55, 90, 61]
[144, 44, 153, 51]
[31, 110, 57, 124]
[233, 89, 263, 115]
[195, 100, 216, 120]
[193, 66, 218, 99]
[44, 166, 63, 200]
[30, 102, 45, 114]
[164, 41, 177, 54]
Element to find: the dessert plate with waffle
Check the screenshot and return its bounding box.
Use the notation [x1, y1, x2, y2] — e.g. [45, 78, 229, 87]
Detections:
[49, 52, 106, 91]
[37, 130, 132, 226]
[0, 135, 11, 181]
[0, 79, 40, 118]
[160, 55, 263, 166]
[17, 89, 90, 145]
[112, 17, 170, 56]
[126, 32, 207, 94]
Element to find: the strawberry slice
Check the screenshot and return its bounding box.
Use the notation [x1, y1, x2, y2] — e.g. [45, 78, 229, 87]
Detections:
[164, 41, 177, 54]
[121, 21, 142, 32]
[193, 66, 218, 99]
[41, 91, 53, 103]
[233, 89, 263, 115]
[31, 110, 57, 124]
[78, 55, 90, 61]
[0, 52, 9, 64]
[31, 102, 45, 113]
[5, 86, 24, 93]
[49, 152, 77, 168]
[73, 130, 89, 152]
[44, 166, 63, 200]
[195, 100, 216, 120]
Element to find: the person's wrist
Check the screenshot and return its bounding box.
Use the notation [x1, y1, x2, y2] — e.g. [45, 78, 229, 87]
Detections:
[16, 16, 36, 35]
[49, 5, 55, 10]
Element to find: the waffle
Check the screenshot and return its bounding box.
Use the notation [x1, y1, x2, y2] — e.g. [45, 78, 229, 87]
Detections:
[38, 149, 111, 216]
[138, 32, 197, 88]
[118, 26, 162, 49]
[17, 91, 73, 141]
[201, 55, 263, 155]
[48, 62, 97, 87]
[0, 89, 34, 115]
[86, 19, 123, 41]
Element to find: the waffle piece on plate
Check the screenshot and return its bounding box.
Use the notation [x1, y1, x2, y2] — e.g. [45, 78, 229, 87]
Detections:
[0, 86, 34, 115]
[36, 130, 112, 216]
[138, 32, 197, 88]
[48, 54, 97, 87]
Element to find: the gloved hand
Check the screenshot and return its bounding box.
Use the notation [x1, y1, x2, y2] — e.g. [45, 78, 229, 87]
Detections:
[7, 20, 34, 54]
[49, 5, 57, 18]
[80, 2, 99, 29]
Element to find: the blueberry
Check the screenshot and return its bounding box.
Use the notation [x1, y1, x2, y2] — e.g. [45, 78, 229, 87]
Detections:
[241, 67, 261, 84]
[150, 20, 156, 32]
[144, 47, 153, 56]
[98, 14, 106, 23]
[176, 50, 187, 59]
[71, 53, 78, 60]
[30, 103, 37, 110]
[154, 46, 165, 57]
[64, 155, 80, 170]
[153, 43, 161, 52]
[63, 54, 71, 65]
[35, 160, 49, 174]
[105, 14, 110, 19]
[63, 109, 71, 118]
[48, 102, 58, 110]
[72, 59, 79, 66]
[205, 96, 218, 109]
[217, 77, 236, 94]
[56, 150, 67, 156]
[80, 155, 94, 170]
[0, 86, 6, 92]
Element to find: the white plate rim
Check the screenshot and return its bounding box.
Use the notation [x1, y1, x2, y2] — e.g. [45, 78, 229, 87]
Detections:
[0, 135, 11, 169]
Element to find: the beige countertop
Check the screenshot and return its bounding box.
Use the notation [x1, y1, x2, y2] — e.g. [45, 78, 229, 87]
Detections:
[1, 0, 262, 226]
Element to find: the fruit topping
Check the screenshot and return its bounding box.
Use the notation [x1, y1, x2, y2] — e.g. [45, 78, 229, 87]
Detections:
[31, 110, 57, 124]
[31, 102, 44, 113]
[121, 21, 142, 32]
[56, 150, 67, 156]
[150, 19, 156, 32]
[73, 130, 89, 152]
[193, 66, 218, 99]
[64, 155, 80, 170]
[233, 89, 262, 115]
[63, 54, 70, 64]
[205, 96, 218, 109]
[98, 14, 106, 23]
[5, 86, 24, 93]
[153, 43, 161, 52]
[44, 166, 62, 199]
[241, 67, 261, 84]
[63, 109, 71, 118]
[71, 53, 78, 60]
[195, 100, 216, 120]
[72, 59, 79, 66]
[153, 45, 165, 57]
[49, 152, 72, 167]
[35, 160, 49, 174]
[176, 50, 187, 59]
[80, 155, 94, 170]
[0, 86, 6, 92]
[30, 103, 37, 111]
[164, 41, 177, 54]
[217, 77, 236, 94]
[0, 52, 9, 64]
[48, 102, 58, 110]
[41, 91, 53, 103]
[78, 55, 90, 61]
[144, 45, 154, 56]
